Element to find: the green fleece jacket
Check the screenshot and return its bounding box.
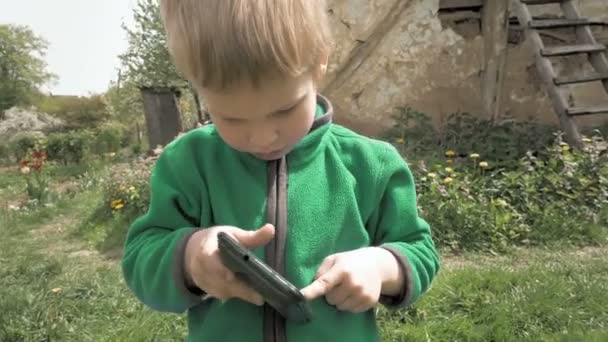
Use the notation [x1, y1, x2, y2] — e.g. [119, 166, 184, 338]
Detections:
[121, 95, 440, 342]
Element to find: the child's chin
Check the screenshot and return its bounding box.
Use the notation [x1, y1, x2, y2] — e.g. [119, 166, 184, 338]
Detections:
[253, 148, 290, 161]
[253, 151, 285, 161]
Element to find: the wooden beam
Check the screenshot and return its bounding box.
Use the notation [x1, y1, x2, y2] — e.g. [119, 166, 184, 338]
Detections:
[554, 72, 608, 85]
[439, 0, 483, 10]
[439, 10, 481, 22]
[481, 0, 511, 123]
[567, 104, 608, 116]
[530, 18, 607, 29]
[521, 0, 564, 4]
[541, 44, 606, 57]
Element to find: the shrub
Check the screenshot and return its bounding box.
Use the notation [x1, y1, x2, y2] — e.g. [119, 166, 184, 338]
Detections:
[9, 132, 45, 162]
[387, 107, 556, 166]
[46, 130, 91, 165]
[91, 123, 126, 155]
[0, 143, 9, 164]
[100, 158, 155, 221]
[414, 133, 608, 252]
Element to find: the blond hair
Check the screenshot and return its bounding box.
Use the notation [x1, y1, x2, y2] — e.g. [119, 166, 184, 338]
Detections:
[160, 0, 332, 90]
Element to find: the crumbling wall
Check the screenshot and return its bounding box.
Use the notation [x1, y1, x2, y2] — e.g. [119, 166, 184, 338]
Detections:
[322, 0, 608, 136]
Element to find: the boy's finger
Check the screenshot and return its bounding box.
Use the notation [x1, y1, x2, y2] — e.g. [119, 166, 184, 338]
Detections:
[300, 267, 343, 301]
[315, 254, 337, 279]
[232, 224, 275, 249]
[325, 286, 350, 306]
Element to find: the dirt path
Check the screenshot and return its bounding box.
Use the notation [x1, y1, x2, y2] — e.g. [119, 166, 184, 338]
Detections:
[28, 212, 119, 267]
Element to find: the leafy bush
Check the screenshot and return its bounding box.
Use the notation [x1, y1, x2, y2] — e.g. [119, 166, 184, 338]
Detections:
[91, 123, 127, 155]
[100, 159, 154, 221]
[0, 143, 9, 164]
[8, 132, 45, 162]
[75, 158, 155, 250]
[46, 131, 91, 165]
[416, 162, 531, 251]
[386, 107, 556, 166]
[36, 94, 108, 130]
[414, 134, 608, 252]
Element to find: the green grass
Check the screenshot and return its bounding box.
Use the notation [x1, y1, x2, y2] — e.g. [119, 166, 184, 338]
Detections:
[379, 248, 608, 341]
[0, 191, 188, 342]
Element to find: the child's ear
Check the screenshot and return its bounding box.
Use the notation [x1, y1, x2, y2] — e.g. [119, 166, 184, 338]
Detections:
[319, 51, 329, 75]
[314, 51, 330, 81]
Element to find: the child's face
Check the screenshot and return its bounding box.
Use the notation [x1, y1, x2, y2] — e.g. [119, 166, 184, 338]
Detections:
[201, 72, 319, 160]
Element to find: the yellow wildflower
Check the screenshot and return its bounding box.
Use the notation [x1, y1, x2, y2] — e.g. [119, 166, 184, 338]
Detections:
[111, 199, 125, 210]
[470, 153, 480, 159]
[445, 150, 456, 157]
[445, 167, 454, 173]
[129, 186, 136, 192]
[119, 184, 127, 191]
[479, 161, 489, 169]
[427, 172, 437, 179]
[443, 177, 454, 184]
[561, 145, 570, 152]
[446, 159, 454, 164]
[51, 288, 62, 294]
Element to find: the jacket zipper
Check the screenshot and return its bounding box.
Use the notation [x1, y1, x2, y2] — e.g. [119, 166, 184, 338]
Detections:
[264, 157, 288, 342]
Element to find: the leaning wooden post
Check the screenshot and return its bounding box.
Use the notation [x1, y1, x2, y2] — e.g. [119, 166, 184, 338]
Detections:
[481, 0, 511, 123]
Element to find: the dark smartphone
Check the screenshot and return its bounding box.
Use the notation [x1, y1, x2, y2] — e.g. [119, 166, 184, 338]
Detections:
[217, 231, 312, 323]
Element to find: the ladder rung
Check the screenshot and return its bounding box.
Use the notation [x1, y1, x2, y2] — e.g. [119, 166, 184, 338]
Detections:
[521, 0, 564, 5]
[541, 44, 606, 57]
[530, 19, 606, 29]
[439, 0, 482, 10]
[555, 72, 608, 85]
[567, 105, 608, 116]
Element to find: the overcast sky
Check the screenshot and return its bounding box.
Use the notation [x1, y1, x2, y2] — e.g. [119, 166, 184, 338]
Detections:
[0, 0, 138, 96]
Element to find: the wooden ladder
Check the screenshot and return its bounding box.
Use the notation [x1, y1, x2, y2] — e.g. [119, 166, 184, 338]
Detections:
[512, 0, 608, 146]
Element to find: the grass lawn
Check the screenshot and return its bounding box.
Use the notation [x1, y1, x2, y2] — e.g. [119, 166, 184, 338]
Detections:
[1, 169, 607, 341]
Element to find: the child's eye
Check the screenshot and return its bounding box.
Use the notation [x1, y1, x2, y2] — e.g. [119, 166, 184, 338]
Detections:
[223, 117, 244, 124]
[276, 105, 296, 116]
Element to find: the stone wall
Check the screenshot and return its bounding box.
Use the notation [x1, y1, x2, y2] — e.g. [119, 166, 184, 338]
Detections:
[321, 0, 608, 136]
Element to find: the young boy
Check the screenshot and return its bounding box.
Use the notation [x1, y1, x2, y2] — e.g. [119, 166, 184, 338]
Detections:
[121, 0, 440, 341]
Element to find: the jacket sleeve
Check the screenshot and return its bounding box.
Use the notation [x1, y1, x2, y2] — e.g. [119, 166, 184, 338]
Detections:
[368, 144, 440, 309]
[121, 142, 206, 313]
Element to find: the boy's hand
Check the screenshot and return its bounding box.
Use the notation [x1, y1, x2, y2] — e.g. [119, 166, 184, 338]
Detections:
[300, 247, 404, 313]
[184, 223, 275, 306]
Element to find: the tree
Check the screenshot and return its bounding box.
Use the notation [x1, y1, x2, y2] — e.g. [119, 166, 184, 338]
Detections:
[37, 94, 108, 130]
[119, 0, 184, 88]
[0, 24, 56, 114]
[118, 0, 204, 124]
